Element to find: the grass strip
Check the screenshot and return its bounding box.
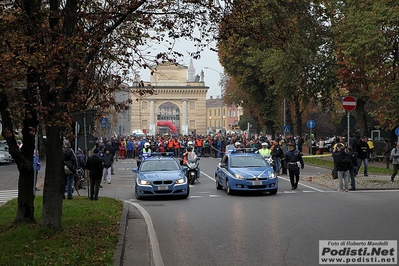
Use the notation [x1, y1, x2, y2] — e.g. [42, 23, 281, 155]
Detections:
[0, 196, 123, 266]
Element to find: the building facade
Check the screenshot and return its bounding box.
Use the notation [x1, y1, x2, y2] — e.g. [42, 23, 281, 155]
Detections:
[206, 96, 242, 135]
[127, 62, 209, 135]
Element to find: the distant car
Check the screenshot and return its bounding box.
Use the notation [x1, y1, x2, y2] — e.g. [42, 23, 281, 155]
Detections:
[215, 148, 278, 195]
[323, 137, 336, 152]
[0, 144, 13, 164]
[132, 152, 189, 199]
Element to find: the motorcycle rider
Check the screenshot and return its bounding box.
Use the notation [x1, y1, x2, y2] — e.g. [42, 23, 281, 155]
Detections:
[183, 146, 200, 182]
[142, 142, 152, 154]
[258, 142, 272, 157]
[137, 142, 151, 168]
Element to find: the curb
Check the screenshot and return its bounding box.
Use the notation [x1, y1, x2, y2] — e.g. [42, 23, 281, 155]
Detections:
[113, 201, 129, 266]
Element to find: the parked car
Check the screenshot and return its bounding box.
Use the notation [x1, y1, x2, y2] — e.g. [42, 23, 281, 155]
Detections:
[0, 144, 13, 164]
[132, 152, 189, 199]
[323, 137, 336, 152]
[215, 148, 278, 195]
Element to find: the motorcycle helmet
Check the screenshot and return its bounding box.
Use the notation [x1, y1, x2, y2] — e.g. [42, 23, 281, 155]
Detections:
[144, 142, 150, 148]
[234, 142, 241, 148]
[187, 141, 193, 146]
[187, 146, 193, 152]
[262, 142, 269, 148]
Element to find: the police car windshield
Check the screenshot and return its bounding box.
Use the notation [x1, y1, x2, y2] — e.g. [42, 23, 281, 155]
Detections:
[230, 156, 267, 168]
[140, 160, 180, 172]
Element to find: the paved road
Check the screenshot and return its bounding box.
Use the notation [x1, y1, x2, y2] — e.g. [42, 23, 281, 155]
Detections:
[2, 157, 399, 266]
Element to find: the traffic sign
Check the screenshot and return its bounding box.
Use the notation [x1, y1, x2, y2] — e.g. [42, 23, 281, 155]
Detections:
[395, 127, 399, 136]
[283, 126, 290, 134]
[307, 120, 316, 129]
[341, 115, 356, 129]
[342, 96, 356, 111]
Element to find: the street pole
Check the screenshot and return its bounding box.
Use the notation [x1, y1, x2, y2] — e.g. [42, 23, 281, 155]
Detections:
[283, 98, 286, 140]
[347, 111, 350, 146]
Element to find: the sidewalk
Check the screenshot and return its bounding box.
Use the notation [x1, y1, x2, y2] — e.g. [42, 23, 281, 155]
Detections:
[303, 152, 399, 190]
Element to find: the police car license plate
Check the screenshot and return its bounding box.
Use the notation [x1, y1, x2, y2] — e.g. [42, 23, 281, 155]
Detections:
[158, 185, 168, 190]
[252, 181, 262, 186]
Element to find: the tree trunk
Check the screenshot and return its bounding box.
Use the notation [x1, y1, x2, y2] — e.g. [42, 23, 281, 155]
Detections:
[355, 98, 369, 137]
[40, 126, 65, 230]
[294, 98, 303, 137]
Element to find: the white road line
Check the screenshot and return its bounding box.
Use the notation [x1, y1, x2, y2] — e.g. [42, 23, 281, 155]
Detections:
[202, 171, 215, 181]
[126, 200, 164, 266]
[277, 175, 326, 192]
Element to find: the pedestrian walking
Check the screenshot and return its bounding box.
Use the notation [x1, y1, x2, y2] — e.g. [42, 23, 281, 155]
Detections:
[383, 139, 391, 169]
[63, 140, 77, 200]
[102, 149, 114, 184]
[284, 143, 304, 190]
[33, 150, 41, 191]
[318, 137, 324, 155]
[333, 144, 353, 192]
[86, 148, 104, 201]
[356, 136, 370, 176]
[390, 142, 399, 182]
[347, 146, 358, 191]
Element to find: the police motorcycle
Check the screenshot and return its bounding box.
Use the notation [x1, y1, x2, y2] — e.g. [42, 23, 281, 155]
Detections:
[182, 146, 200, 185]
[137, 142, 152, 168]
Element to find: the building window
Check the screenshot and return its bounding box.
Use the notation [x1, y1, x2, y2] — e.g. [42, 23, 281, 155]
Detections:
[190, 101, 195, 110]
[142, 101, 147, 109]
[209, 110, 211, 116]
[214, 109, 216, 116]
[218, 109, 220, 116]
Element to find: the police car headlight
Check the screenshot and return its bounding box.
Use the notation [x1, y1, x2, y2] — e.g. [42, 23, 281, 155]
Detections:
[138, 180, 151, 185]
[269, 172, 276, 179]
[233, 173, 244, 180]
[176, 178, 187, 184]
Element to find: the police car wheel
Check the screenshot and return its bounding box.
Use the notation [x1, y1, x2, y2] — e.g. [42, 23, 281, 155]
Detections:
[226, 179, 234, 195]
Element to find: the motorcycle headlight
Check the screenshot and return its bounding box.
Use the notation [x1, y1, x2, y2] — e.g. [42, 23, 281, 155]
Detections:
[233, 173, 244, 180]
[176, 178, 187, 184]
[269, 172, 276, 179]
[138, 180, 151, 185]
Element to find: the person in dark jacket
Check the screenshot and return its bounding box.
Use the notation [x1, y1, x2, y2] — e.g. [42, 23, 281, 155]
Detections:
[333, 144, 353, 192]
[63, 140, 77, 200]
[284, 143, 304, 190]
[383, 139, 391, 169]
[86, 148, 104, 201]
[102, 149, 114, 184]
[356, 136, 369, 176]
[104, 141, 116, 175]
[347, 146, 358, 191]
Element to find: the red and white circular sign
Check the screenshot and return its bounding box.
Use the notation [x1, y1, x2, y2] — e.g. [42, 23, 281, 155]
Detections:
[342, 96, 356, 111]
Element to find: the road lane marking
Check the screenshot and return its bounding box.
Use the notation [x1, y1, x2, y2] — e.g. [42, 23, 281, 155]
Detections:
[126, 200, 164, 266]
[277, 175, 326, 192]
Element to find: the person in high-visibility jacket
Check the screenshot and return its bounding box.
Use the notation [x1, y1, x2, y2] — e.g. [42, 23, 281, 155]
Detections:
[367, 138, 375, 160]
[258, 142, 272, 157]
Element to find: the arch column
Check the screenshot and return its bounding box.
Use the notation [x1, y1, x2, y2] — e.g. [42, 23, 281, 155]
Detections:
[149, 100, 156, 135]
[182, 99, 188, 135]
